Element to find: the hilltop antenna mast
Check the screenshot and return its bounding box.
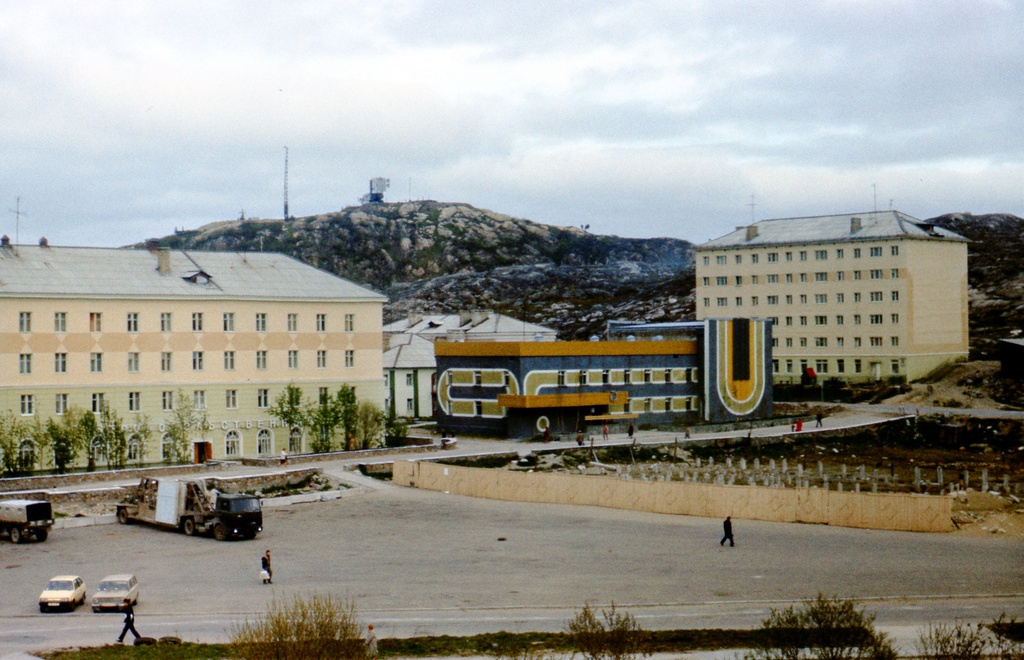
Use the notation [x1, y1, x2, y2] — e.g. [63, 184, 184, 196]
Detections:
[283, 146, 290, 221]
[8, 196, 25, 254]
[747, 194, 757, 223]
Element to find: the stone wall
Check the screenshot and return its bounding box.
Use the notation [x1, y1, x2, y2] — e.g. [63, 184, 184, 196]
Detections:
[0, 463, 220, 494]
[394, 460, 952, 533]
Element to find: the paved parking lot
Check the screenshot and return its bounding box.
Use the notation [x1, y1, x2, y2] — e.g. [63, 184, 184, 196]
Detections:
[1, 469, 1022, 655]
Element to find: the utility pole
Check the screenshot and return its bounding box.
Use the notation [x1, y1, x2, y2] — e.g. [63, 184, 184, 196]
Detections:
[283, 146, 289, 221]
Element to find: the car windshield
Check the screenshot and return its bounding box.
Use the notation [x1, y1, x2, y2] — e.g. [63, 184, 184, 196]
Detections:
[99, 581, 129, 591]
[225, 497, 260, 512]
[47, 580, 73, 591]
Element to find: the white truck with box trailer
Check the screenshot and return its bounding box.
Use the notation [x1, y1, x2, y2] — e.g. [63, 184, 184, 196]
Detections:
[0, 499, 54, 543]
[116, 477, 262, 541]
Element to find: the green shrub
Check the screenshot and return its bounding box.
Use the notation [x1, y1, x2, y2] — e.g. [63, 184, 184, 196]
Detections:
[564, 603, 650, 660]
[230, 593, 368, 660]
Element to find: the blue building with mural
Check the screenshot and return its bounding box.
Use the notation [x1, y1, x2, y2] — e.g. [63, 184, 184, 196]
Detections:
[434, 318, 772, 439]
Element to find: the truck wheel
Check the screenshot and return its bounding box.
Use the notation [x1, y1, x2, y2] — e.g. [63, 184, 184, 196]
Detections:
[9, 527, 21, 544]
[182, 518, 196, 536]
[34, 529, 48, 542]
[116, 508, 129, 525]
[213, 524, 228, 542]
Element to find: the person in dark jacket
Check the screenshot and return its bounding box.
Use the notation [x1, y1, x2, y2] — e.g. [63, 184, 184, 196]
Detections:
[720, 516, 735, 547]
[117, 598, 140, 643]
[262, 549, 273, 584]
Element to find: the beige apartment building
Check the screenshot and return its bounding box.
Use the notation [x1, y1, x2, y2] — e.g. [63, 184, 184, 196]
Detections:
[0, 241, 385, 466]
[695, 211, 968, 384]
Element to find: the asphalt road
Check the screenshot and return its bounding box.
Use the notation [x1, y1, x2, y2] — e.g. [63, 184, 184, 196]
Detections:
[1, 474, 1022, 656]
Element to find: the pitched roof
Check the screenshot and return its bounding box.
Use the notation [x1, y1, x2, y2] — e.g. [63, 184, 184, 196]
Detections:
[0, 245, 385, 302]
[384, 312, 556, 341]
[382, 333, 436, 369]
[700, 210, 967, 249]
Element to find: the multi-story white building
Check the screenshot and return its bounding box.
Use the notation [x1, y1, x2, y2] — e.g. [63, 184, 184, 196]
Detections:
[696, 211, 968, 383]
[0, 241, 385, 466]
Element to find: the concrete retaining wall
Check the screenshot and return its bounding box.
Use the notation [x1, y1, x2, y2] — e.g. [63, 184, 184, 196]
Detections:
[393, 461, 952, 533]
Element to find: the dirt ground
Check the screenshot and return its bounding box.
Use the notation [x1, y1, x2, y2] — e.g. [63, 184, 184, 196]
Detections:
[883, 360, 1007, 409]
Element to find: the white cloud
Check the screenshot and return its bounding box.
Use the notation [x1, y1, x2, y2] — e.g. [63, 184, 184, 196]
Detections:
[0, 0, 1021, 248]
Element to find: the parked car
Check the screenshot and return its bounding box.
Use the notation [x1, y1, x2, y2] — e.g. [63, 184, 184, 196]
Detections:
[91, 574, 139, 612]
[39, 575, 86, 612]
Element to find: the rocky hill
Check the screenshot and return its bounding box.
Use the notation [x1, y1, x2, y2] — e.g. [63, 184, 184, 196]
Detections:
[148, 205, 1024, 351]
[151, 201, 695, 338]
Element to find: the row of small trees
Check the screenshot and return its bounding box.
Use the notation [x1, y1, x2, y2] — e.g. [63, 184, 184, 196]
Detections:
[269, 384, 406, 454]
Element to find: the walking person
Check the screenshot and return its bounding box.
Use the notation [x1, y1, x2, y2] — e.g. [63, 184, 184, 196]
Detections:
[280, 448, 288, 465]
[720, 516, 735, 547]
[602, 423, 609, 441]
[815, 412, 823, 428]
[116, 598, 140, 644]
[366, 624, 378, 658]
[628, 423, 634, 442]
[261, 549, 273, 584]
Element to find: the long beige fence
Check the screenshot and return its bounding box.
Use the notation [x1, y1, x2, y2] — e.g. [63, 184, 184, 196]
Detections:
[393, 460, 952, 533]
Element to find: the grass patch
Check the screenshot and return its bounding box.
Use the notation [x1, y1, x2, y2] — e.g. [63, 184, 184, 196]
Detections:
[43, 642, 234, 659]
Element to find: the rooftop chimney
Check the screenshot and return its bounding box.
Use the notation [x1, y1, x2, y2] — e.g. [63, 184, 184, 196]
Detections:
[39, 237, 49, 247]
[850, 217, 862, 234]
[156, 247, 171, 274]
[1, 235, 9, 247]
[745, 225, 759, 241]
[146, 239, 160, 252]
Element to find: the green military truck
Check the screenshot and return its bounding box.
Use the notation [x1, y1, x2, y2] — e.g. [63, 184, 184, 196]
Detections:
[0, 499, 54, 543]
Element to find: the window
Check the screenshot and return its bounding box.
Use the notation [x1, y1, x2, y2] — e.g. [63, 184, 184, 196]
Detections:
[836, 315, 844, 325]
[815, 294, 827, 304]
[891, 245, 899, 256]
[54, 312, 66, 332]
[702, 256, 710, 265]
[799, 273, 808, 283]
[128, 392, 140, 412]
[799, 294, 807, 304]
[161, 352, 172, 372]
[19, 311, 31, 333]
[891, 336, 900, 347]
[161, 312, 172, 332]
[785, 338, 793, 347]
[224, 351, 235, 370]
[91, 392, 105, 413]
[870, 269, 883, 279]
[800, 338, 808, 347]
[751, 254, 759, 264]
[126, 312, 139, 333]
[716, 276, 727, 286]
[624, 369, 632, 384]
[854, 359, 862, 373]
[751, 296, 759, 306]
[734, 254, 742, 264]
[557, 370, 566, 386]
[406, 398, 415, 413]
[799, 251, 807, 261]
[870, 291, 883, 302]
[288, 350, 299, 369]
[90, 353, 103, 373]
[767, 274, 778, 283]
[257, 388, 269, 408]
[226, 389, 238, 409]
[815, 360, 828, 374]
[287, 313, 298, 332]
[191, 312, 203, 332]
[225, 430, 240, 458]
[837, 293, 845, 303]
[702, 277, 710, 286]
[256, 350, 267, 369]
[55, 393, 68, 415]
[837, 359, 845, 373]
[474, 401, 483, 416]
[891, 313, 899, 324]
[799, 316, 808, 326]
[192, 351, 204, 370]
[89, 312, 102, 332]
[870, 314, 883, 325]
[127, 352, 140, 372]
[19, 353, 31, 374]
[223, 312, 235, 332]
[716, 255, 727, 265]
[702, 298, 710, 307]
[162, 434, 174, 461]
[316, 350, 327, 368]
[786, 359, 794, 373]
[316, 314, 327, 332]
[643, 369, 652, 384]
[891, 269, 900, 279]
[836, 337, 845, 347]
[854, 337, 862, 347]
[785, 316, 793, 326]
[258, 429, 273, 454]
[870, 246, 883, 257]
[772, 359, 779, 373]
[162, 391, 174, 411]
[815, 315, 827, 325]
[345, 350, 355, 368]
[815, 250, 827, 260]
[716, 297, 728, 307]
[836, 249, 844, 259]
[751, 275, 759, 284]
[20, 394, 34, 415]
[193, 390, 206, 410]
[870, 337, 883, 347]
[767, 252, 778, 262]
[891, 360, 900, 374]
[837, 271, 845, 281]
[815, 337, 828, 347]
[403, 372, 414, 387]
[256, 313, 267, 332]
[734, 276, 742, 286]
[854, 248, 862, 258]
[786, 274, 793, 283]
[735, 297, 743, 306]
[815, 272, 827, 282]
[891, 290, 900, 302]
[853, 314, 862, 325]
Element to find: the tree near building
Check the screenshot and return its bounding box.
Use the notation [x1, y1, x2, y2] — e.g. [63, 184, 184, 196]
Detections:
[164, 389, 209, 464]
[45, 406, 90, 474]
[0, 411, 33, 476]
[336, 385, 358, 450]
[306, 390, 344, 453]
[354, 402, 385, 450]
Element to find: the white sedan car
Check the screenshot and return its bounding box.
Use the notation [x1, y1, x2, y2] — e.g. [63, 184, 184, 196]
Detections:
[91, 573, 139, 612]
[39, 575, 86, 612]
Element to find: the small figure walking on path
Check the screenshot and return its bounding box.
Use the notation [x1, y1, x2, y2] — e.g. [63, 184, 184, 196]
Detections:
[575, 430, 584, 446]
[684, 426, 691, 439]
[366, 623, 378, 658]
[116, 598, 140, 644]
[261, 549, 273, 584]
[602, 423, 609, 441]
[720, 516, 735, 547]
[280, 448, 288, 465]
[815, 413, 823, 428]
[628, 423, 635, 442]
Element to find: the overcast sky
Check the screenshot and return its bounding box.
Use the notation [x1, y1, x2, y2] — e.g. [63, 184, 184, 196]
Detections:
[1, 1, 1022, 248]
